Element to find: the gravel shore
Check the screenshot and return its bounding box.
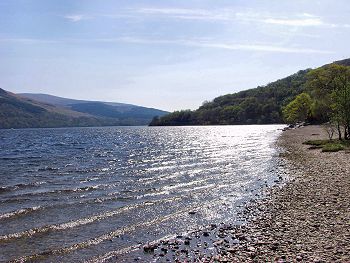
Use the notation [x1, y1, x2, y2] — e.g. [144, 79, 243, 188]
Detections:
[127, 125, 350, 262]
[219, 125, 350, 262]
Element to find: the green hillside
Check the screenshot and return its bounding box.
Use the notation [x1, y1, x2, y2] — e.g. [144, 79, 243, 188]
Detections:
[0, 89, 113, 129]
[0, 89, 167, 129]
[150, 58, 350, 126]
[19, 93, 169, 121]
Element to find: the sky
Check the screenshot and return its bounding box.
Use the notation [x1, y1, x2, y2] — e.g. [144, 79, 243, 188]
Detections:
[0, 0, 349, 111]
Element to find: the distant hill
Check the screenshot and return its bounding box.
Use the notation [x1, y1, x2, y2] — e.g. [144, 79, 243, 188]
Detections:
[150, 58, 350, 126]
[0, 90, 168, 129]
[19, 93, 168, 124]
[19, 93, 132, 108]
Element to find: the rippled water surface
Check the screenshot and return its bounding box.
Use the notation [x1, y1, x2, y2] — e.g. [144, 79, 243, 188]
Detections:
[0, 125, 284, 262]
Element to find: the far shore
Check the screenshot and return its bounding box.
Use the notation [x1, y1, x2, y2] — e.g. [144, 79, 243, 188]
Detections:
[121, 125, 350, 262]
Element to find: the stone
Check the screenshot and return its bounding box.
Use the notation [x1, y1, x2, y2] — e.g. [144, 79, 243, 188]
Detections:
[143, 243, 157, 253]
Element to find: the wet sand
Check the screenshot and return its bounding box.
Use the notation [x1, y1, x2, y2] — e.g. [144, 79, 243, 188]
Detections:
[131, 125, 350, 262]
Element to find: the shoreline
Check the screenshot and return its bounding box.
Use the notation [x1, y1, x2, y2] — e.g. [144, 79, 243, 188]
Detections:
[218, 125, 350, 262]
[121, 125, 350, 262]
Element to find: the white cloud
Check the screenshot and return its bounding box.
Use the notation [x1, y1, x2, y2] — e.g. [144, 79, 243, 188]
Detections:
[134, 7, 235, 21]
[64, 14, 90, 22]
[193, 42, 332, 54]
[236, 12, 350, 28]
[263, 17, 323, 27]
[236, 12, 322, 27]
[0, 35, 334, 54]
[96, 37, 333, 54]
[0, 38, 58, 44]
[61, 9, 350, 29]
[137, 8, 209, 16]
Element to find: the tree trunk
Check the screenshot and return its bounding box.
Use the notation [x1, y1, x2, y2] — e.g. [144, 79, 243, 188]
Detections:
[344, 128, 348, 140]
[337, 122, 342, 140]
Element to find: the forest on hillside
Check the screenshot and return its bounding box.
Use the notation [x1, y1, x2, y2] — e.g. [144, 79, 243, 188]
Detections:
[150, 59, 350, 128]
[150, 69, 309, 126]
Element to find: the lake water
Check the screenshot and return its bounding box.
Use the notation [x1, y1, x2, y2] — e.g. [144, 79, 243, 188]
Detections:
[0, 125, 285, 262]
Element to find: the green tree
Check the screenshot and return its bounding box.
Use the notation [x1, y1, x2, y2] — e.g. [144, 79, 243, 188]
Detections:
[307, 64, 350, 139]
[283, 93, 312, 124]
[149, 116, 160, 126]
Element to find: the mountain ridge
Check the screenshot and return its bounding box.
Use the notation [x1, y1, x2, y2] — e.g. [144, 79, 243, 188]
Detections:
[18, 93, 168, 118]
[0, 90, 168, 129]
[18, 93, 134, 108]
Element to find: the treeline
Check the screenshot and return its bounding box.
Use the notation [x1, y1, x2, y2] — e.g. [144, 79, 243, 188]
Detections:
[149, 58, 350, 129]
[150, 69, 310, 126]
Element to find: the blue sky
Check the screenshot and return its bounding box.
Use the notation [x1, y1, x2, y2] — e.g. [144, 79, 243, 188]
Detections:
[1, 0, 349, 111]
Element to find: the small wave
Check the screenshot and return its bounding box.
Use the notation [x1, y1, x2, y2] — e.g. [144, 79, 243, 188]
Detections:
[0, 206, 41, 220]
[181, 183, 216, 193]
[0, 181, 47, 194]
[0, 155, 42, 161]
[87, 245, 140, 263]
[0, 198, 180, 243]
[53, 142, 66, 146]
[11, 205, 196, 262]
[59, 185, 103, 193]
[0, 186, 11, 194]
[0, 207, 137, 243]
[137, 190, 170, 199]
[38, 167, 59, 171]
[87, 233, 176, 263]
[163, 179, 209, 191]
[0, 157, 19, 161]
[2, 184, 104, 201]
[0, 191, 129, 213]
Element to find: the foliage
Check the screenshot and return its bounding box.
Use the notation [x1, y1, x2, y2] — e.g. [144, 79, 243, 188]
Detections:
[150, 110, 195, 126]
[282, 93, 312, 124]
[306, 63, 350, 139]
